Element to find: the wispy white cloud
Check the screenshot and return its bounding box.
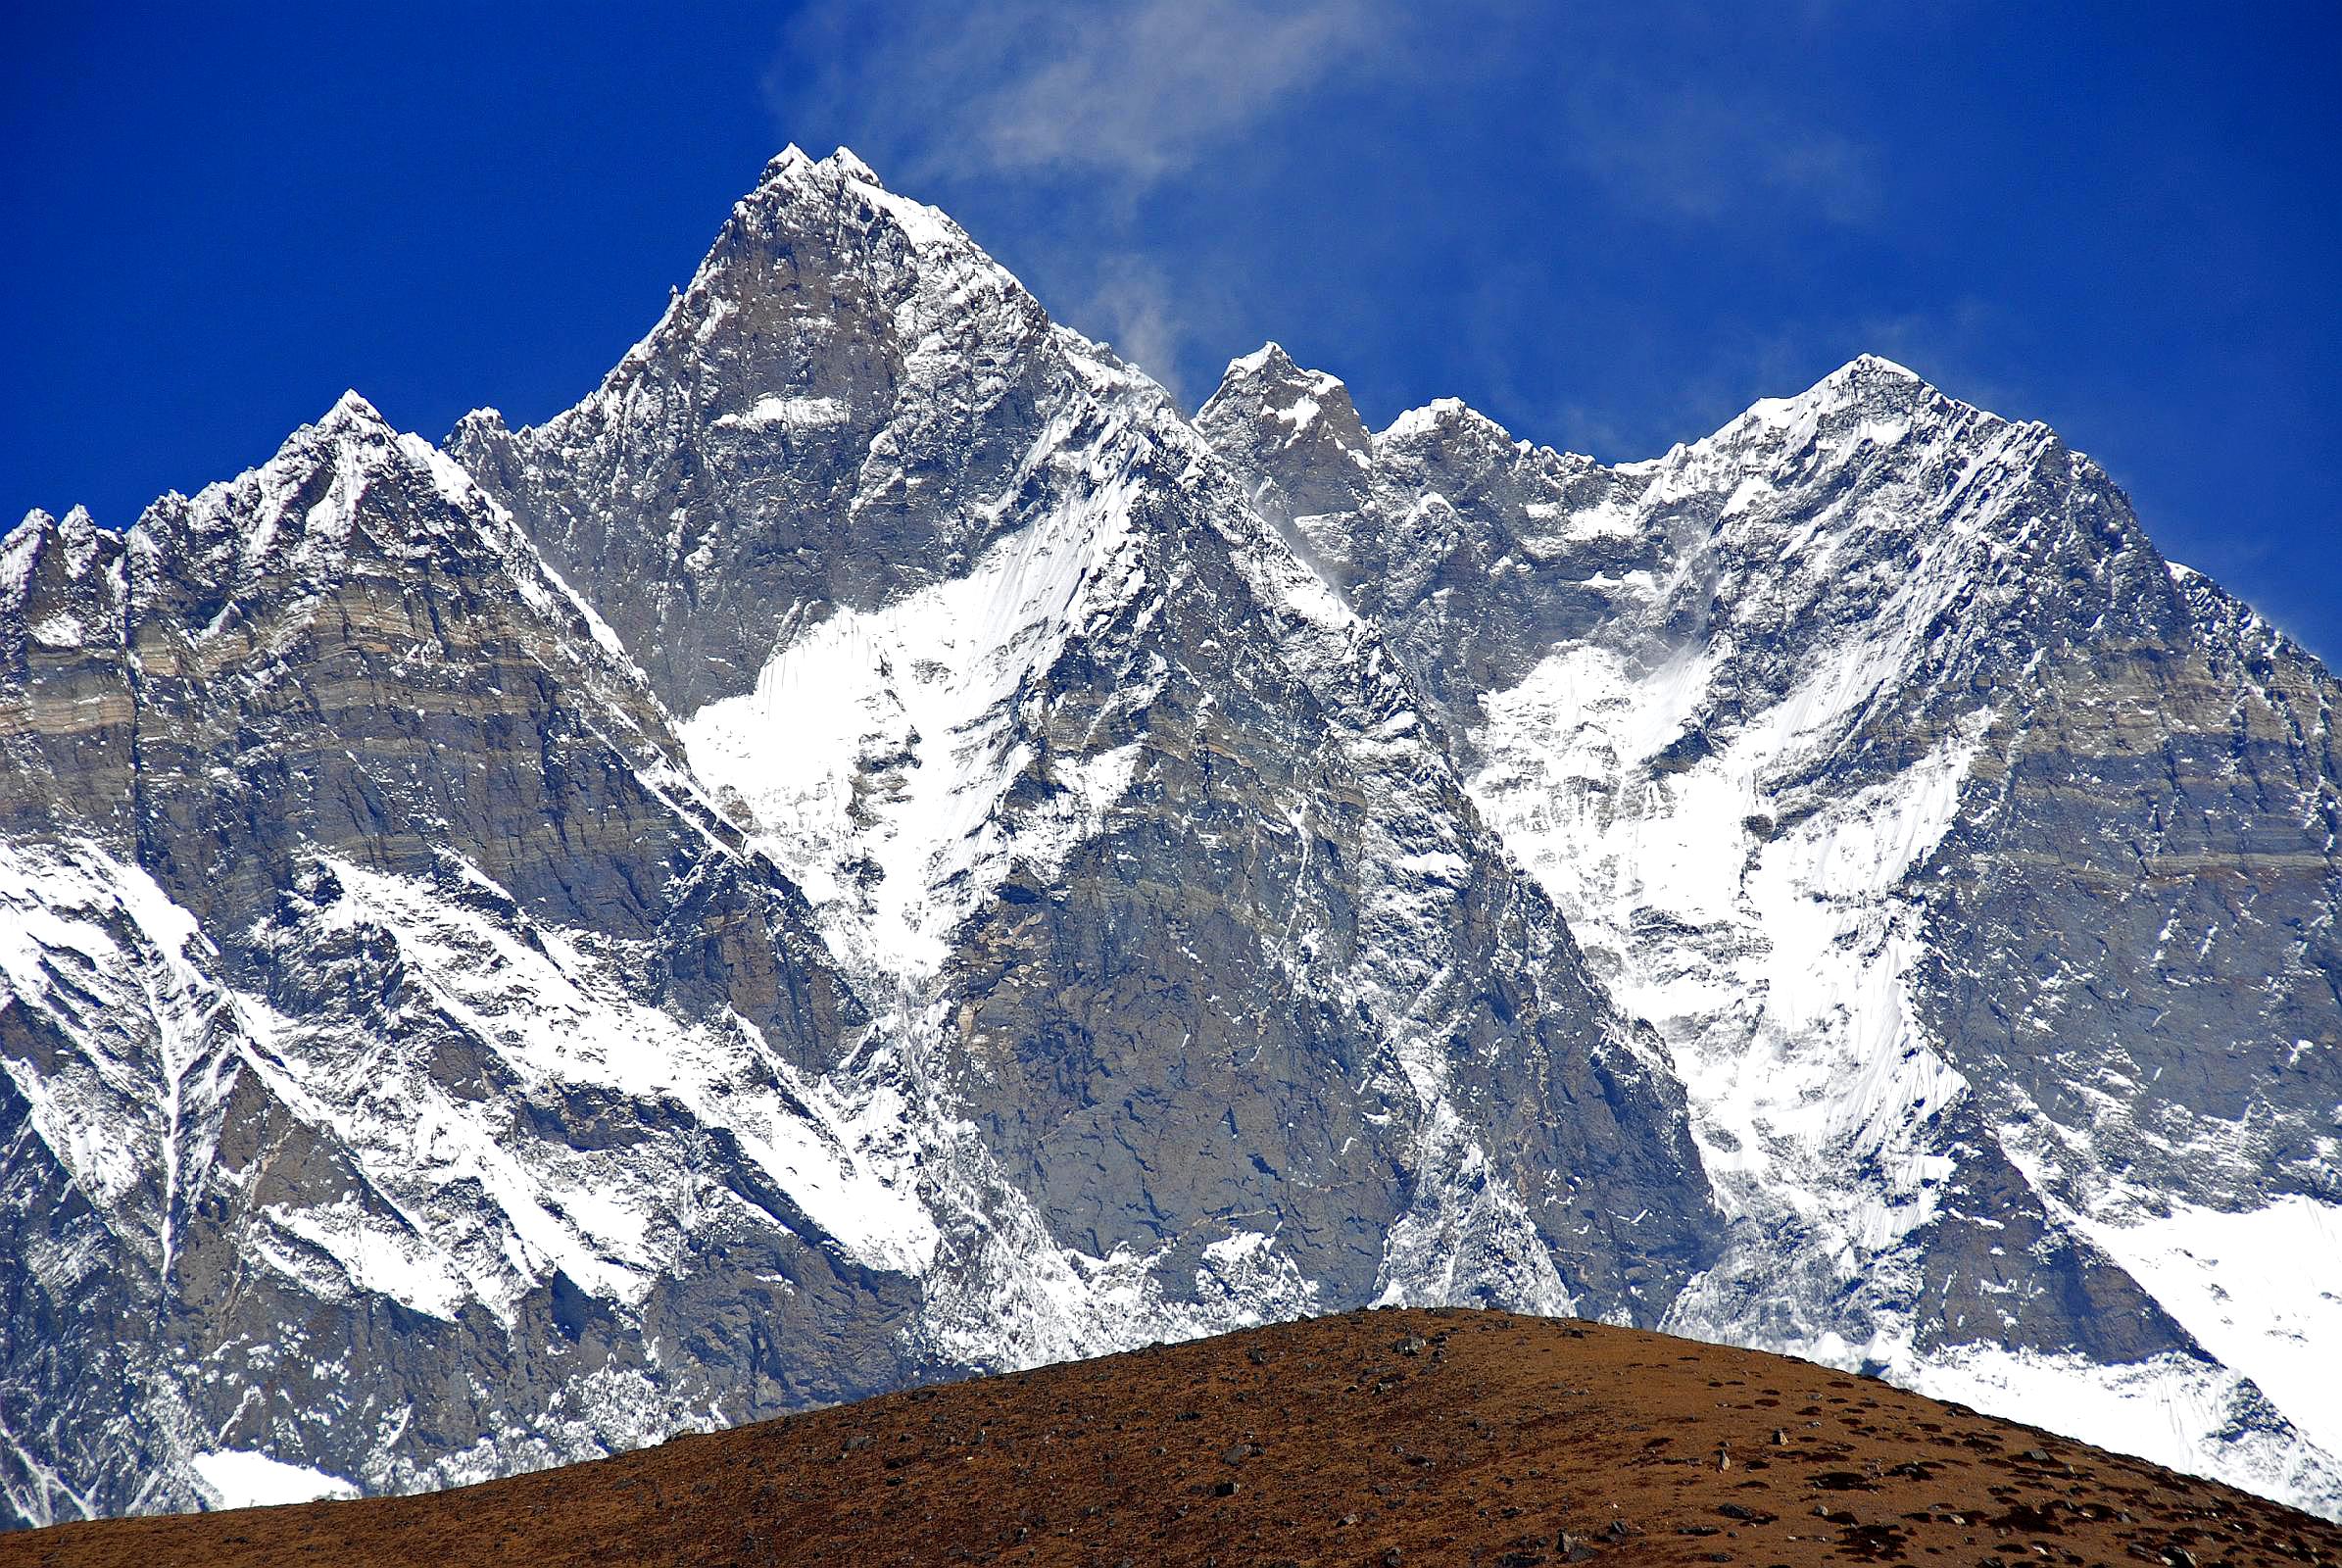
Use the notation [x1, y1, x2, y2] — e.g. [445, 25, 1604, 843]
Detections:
[1070, 252, 1194, 404]
[780, 0, 1398, 190]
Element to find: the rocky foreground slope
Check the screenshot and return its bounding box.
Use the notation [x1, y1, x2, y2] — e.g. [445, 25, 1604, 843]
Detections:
[12, 1309, 2341, 1568]
[2, 146, 2337, 1524]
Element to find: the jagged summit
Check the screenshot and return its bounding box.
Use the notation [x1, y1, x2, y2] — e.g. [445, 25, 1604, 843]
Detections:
[1218, 340, 1309, 380]
[313, 387, 390, 435]
[445, 141, 1111, 711]
[1197, 343, 1375, 519]
[1674, 354, 2058, 493]
[8, 505, 98, 535]
[1377, 394, 1523, 450]
[728, 142, 975, 276]
[4, 508, 63, 562]
[5, 505, 103, 555]
[760, 142, 884, 189]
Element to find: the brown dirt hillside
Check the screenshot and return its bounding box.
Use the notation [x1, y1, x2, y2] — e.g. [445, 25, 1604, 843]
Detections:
[9, 1309, 2338, 1568]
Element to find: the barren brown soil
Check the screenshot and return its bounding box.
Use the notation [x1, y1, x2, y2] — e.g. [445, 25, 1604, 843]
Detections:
[10, 1309, 2338, 1568]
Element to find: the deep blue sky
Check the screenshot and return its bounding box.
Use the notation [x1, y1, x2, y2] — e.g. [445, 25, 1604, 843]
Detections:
[7, 2, 2338, 656]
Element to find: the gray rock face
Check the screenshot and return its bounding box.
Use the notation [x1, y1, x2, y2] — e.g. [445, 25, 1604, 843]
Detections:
[3, 147, 2337, 1526]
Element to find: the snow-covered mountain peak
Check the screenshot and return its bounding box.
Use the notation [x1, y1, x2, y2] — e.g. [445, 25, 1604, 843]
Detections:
[759, 142, 818, 181]
[1376, 396, 1539, 464]
[1211, 341, 1349, 407]
[2, 505, 122, 640]
[1222, 340, 1299, 376]
[728, 142, 989, 276]
[446, 150, 1131, 711]
[125, 391, 478, 595]
[2, 510, 62, 582]
[1834, 349, 1924, 385]
[1704, 352, 2004, 465]
[6, 504, 109, 573]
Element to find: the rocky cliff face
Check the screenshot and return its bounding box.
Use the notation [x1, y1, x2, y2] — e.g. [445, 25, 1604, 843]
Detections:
[3, 148, 2336, 1525]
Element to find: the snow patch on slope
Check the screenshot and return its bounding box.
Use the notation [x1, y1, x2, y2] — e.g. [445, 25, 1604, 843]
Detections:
[189, 1450, 359, 1509]
[239, 853, 940, 1319]
[715, 395, 849, 430]
[1911, 1345, 2342, 1521]
[1472, 637, 1987, 1247]
[2071, 1196, 2342, 1460]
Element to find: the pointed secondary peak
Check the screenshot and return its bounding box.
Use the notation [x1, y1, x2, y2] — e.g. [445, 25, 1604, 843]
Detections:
[1218, 341, 1348, 392]
[1782, 353, 1949, 414]
[1730, 353, 1954, 434]
[1798, 353, 1946, 410]
[730, 141, 973, 268]
[1226, 341, 1302, 379]
[1379, 396, 1515, 449]
[448, 406, 510, 447]
[1197, 343, 1375, 499]
[3, 503, 120, 600]
[1845, 351, 1922, 381]
[1203, 343, 1354, 418]
[824, 145, 881, 184]
[761, 143, 816, 179]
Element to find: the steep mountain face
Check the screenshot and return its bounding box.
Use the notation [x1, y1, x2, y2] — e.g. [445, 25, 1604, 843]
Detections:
[0, 402, 918, 1522]
[456, 148, 1717, 1351]
[2, 146, 2334, 1526]
[1199, 347, 2342, 1512]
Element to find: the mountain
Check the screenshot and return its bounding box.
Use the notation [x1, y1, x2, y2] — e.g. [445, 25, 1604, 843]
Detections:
[18, 1308, 2342, 1568]
[2, 147, 2336, 1525]
[1198, 344, 2342, 1508]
